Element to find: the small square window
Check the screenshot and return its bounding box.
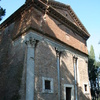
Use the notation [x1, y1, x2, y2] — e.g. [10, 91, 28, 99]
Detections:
[42, 77, 53, 93]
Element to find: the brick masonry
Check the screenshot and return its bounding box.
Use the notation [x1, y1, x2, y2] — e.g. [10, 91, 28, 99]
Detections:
[0, 1, 91, 100]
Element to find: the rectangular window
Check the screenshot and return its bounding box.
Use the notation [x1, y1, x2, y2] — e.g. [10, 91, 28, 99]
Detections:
[84, 84, 87, 91]
[83, 83, 89, 94]
[42, 77, 53, 93]
[45, 80, 50, 90]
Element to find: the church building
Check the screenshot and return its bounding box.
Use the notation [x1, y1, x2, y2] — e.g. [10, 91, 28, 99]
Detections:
[0, 0, 91, 100]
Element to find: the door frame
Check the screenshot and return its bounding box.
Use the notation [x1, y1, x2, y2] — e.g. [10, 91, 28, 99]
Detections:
[64, 84, 74, 100]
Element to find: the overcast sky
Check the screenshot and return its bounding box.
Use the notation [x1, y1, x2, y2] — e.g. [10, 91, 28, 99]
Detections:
[0, 0, 100, 60]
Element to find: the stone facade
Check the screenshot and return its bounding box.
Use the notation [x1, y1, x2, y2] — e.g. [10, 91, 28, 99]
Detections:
[0, 0, 91, 100]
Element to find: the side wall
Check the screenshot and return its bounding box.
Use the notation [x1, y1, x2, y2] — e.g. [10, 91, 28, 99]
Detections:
[0, 28, 91, 100]
[33, 36, 91, 100]
[0, 23, 26, 100]
[23, 31, 91, 100]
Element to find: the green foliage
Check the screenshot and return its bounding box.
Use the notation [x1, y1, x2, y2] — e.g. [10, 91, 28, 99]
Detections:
[88, 45, 100, 99]
[88, 58, 97, 81]
[99, 54, 100, 60]
[89, 45, 95, 60]
[0, 0, 6, 21]
[96, 61, 100, 67]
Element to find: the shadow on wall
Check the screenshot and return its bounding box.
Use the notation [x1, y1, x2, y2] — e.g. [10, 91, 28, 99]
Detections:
[61, 55, 90, 100]
[0, 25, 26, 100]
[0, 4, 90, 100]
[34, 41, 91, 100]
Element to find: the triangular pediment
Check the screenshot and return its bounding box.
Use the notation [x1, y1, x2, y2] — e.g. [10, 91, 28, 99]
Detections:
[48, 0, 89, 35]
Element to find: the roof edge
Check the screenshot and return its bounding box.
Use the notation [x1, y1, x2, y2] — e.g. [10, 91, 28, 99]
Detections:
[0, 0, 90, 40]
[47, 0, 90, 37]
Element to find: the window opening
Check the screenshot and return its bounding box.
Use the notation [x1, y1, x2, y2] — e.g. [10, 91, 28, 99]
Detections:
[84, 84, 87, 92]
[83, 83, 89, 93]
[42, 77, 53, 93]
[45, 80, 50, 90]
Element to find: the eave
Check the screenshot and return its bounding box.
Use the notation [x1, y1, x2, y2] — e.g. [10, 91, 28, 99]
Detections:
[47, 0, 90, 38]
[34, 0, 90, 40]
[0, 1, 33, 29]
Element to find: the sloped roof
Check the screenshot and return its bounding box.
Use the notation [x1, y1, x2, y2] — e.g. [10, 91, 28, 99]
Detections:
[48, 0, 90, 37]
[0, 0, 90, 40]
[0, 0, 90, 55]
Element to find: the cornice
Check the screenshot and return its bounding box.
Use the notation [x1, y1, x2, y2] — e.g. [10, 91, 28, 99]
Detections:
[12, 26, 88, 56]
[34, 0, 90, 40]
[0, 1, 34, 29]
[67, 7, 89, 36]
[48, 0, 69, 9]
[47, 0, 90, 37]
[48, 7, 89, 39]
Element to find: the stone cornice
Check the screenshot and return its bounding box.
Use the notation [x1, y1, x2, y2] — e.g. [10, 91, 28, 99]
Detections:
[48, 0, 69, 10]
[12, 26, 89, 56]
[0, 1, 34, 29]
[67, 7, 89, 36]
[34, 0, 90, 40]
[47, 6, 89, 40]
[47, 0, 90, 38]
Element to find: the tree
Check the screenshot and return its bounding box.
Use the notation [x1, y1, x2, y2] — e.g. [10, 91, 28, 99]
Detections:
[88, 45, 98, 100]
[99, 54, 100, 60]
[89, 45, 95, 60]
[0, 0, 6, 21]
[88, 58, 97, 100]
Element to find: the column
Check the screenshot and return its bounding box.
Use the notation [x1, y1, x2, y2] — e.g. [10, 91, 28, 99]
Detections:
[25, 37, 36, 100]
[73, 56, 78, 100]
[56, 49, 61, 100]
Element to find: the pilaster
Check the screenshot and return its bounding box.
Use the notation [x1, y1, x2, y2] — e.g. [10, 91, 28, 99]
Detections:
[56, 48, 61, 100]
[73, 55, 78, 100]
[25, 37, 36, 100]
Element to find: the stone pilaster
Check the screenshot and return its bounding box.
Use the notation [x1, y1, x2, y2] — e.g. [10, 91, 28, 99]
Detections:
[56, 48, 61, 100]
[25, 37, 36, 100]
[73, 55, 78, 100]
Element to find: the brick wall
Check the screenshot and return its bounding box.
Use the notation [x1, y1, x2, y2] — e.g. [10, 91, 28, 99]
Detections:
[0, 4, 91, 100]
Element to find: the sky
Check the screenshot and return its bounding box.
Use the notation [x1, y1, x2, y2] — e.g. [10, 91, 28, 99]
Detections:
[0, 0, 100, 60]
